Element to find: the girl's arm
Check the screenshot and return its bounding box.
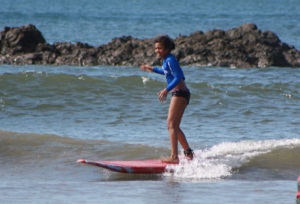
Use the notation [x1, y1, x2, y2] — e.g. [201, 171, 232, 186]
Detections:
[153, 67, 164, 75]
[140, 64, 164, 75]
[166, 76, 181, 91]
[165, 59, 184, 91]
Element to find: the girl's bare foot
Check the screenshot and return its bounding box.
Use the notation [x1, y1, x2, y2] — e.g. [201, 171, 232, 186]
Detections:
[161, 156, 179, 164]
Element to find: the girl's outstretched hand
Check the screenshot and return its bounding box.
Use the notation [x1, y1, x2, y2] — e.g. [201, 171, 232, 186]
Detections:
[140, 64, 153, 72]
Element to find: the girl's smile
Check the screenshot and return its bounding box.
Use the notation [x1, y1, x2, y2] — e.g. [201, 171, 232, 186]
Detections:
[155, 42, 169, 58]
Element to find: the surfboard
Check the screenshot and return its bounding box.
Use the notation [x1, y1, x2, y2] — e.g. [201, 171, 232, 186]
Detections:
[77, 159, 176, 174]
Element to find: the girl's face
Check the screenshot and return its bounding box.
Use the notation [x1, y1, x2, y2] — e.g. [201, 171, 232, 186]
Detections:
[155, 42, 169, 58]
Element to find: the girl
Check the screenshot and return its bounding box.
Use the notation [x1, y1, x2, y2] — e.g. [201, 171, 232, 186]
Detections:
[140, 35, 193, 164]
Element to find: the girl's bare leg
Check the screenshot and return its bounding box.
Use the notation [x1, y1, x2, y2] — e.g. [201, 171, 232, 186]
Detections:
[162, 96, 191, 163]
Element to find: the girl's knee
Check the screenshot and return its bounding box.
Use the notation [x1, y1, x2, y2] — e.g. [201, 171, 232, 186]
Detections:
[167, 121, 180, 131]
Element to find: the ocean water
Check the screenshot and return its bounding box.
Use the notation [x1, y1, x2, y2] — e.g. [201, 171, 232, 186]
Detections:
[0, 0, 299, 49]
[1, 0, 300, 204]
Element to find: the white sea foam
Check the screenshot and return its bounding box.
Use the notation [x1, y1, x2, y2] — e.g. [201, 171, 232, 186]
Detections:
[141, 76, 149, 84]
[165, 139, 300, 180]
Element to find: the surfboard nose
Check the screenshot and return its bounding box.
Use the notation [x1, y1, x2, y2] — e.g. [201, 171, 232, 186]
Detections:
[76, 159, 86, 163]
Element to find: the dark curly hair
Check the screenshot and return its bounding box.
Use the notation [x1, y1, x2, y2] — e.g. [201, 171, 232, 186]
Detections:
[154, 35, 175, 51]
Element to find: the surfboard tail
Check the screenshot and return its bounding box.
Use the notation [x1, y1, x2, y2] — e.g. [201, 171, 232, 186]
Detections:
[297, 176, 300, 204]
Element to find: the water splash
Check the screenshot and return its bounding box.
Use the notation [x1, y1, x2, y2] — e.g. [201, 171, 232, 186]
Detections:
[165, 139, 300, 180]
[141, 76, 149, 85]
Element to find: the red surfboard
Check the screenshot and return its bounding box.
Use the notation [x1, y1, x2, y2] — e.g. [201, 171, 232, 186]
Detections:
[77, 159, 176, 174]
[297, 176, 300, 203]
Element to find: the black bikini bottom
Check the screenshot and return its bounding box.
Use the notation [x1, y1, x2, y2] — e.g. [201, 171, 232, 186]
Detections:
[171, 89, 190, 105]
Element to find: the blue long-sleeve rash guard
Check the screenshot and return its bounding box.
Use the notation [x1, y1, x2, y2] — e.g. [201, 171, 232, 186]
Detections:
[153, 54, 185, 91]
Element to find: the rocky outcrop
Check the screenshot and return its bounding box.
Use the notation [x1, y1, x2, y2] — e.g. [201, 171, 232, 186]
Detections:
[0, 24, 300, 68]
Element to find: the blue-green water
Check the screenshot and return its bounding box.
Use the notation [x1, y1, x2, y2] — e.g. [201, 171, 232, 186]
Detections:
[1, 0, 299, 49]
[0, 0, 300, 203]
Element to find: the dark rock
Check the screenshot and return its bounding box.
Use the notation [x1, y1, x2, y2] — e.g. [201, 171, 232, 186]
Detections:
[0, 24, 45, 55]
[0, 23, 300, 68]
